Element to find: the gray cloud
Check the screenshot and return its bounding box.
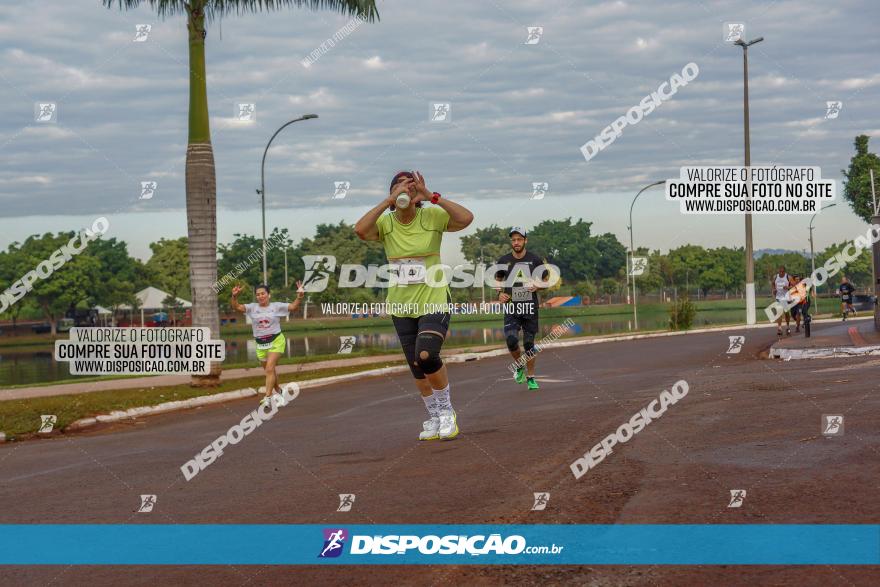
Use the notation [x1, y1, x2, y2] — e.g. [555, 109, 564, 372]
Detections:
[0, 0, 877, 225]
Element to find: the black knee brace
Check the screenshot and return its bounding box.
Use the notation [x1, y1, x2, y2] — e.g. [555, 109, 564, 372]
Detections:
[523, 331, 536, 355]
[415, 332, 444, 375]
[398, 332, 425, 379]
[506, 335, 520, 352]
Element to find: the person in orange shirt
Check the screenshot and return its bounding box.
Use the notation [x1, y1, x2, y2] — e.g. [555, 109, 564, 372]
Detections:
[788, 274, 811, 334]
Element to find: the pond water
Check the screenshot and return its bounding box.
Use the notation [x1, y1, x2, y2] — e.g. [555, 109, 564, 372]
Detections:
[0, 309, 744, 389]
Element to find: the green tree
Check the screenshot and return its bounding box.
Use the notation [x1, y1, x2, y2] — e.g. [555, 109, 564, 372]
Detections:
[668, 244, 712, 294]
[631, 247, 664, 294]
[9, 233, 101, 335]
[600, 277, 619, 303]
[105, 0, 379, 386]
[755, 252, 809, 295]
[460, 225, 510, 265]
[88, 238, 144, 313]
[0, 247, 35, 332]
[145, 238, 191, 300]
[528, 218, 600, 281]
[217, 228, 295, 291]
[817, 241, 873, 293]
[298, 221, 385, 303]
[594, 233, 627, 279]
[571, 280, 596, 301]
[842, 135, 880, 222]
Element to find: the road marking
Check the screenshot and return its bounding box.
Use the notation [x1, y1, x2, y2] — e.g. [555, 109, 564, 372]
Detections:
[848, 326, 868, 346]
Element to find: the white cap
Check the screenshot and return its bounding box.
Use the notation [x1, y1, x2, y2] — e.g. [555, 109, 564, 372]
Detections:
[509, 226, 527, 238]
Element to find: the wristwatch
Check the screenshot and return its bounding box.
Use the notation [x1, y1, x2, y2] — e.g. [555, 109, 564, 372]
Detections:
[431, 192, 442, 204]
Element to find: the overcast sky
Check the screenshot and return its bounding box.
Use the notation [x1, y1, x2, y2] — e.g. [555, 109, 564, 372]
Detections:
[1, 0, 878, 263]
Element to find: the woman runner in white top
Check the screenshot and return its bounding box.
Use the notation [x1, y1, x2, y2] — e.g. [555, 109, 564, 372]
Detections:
[231, 282, 304, 406]
[771, 266, 794, 336]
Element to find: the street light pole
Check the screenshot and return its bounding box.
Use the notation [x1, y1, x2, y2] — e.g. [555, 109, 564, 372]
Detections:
[628, 180, 666, 330]
[734, 36, 763, 325]
[479, 244, 486, 306]
[809, 202, 836, 314]
[258, 114, 318, 284]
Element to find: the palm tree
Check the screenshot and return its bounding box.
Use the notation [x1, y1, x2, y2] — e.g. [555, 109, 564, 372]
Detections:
[104, 0, 378, 386]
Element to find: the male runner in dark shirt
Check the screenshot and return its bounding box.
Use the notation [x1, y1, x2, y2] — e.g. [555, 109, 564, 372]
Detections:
[838, 276, 856, 321]
[495, 227, 550, 390]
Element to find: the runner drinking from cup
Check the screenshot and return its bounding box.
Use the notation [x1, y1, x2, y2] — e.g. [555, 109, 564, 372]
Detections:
[354, 171, 473, 441]
[495, 227, 549, 390]
[231, 282, 304, 407]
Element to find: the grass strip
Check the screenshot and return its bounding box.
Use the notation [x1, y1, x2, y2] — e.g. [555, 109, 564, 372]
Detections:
[0, 360, 403, 439]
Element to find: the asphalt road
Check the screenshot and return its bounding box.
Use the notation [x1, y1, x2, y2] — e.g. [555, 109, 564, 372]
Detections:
[2, 322, 879, 585]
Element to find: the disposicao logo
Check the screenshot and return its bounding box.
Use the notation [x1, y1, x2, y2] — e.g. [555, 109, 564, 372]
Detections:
[319, 528, 348, 558]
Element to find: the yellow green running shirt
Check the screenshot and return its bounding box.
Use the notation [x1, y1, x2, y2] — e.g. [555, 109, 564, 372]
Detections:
[376, 206, 450, 317]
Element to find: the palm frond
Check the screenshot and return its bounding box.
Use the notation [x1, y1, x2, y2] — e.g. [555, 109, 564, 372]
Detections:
[104, 0, 379, 22]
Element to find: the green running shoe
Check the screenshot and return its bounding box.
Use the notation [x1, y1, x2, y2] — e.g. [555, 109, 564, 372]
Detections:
[527, 377, 539, 390]
[514, 366, 526, 384]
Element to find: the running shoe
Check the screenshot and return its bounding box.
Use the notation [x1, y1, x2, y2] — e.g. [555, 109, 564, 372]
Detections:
[514, 366, 526, 384]
[527, 377, 539, 391]
[438, 408, 459, 440]
[419, 417, 440, 441]
[786, 327, 791, 336]
[259, 395, 272, 408]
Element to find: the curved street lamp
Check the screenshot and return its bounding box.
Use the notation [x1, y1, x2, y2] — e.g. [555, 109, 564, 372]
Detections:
[627, 180, 666, 330]
[258, 114, 319, 283]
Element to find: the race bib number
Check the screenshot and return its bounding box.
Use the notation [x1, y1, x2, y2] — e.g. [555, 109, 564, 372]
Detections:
[512, 286, 531, 302]
[393, 258, 427, 285]
[256, 340, 274, 350]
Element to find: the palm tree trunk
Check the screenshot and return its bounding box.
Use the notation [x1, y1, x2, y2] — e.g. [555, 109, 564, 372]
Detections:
[186, 1, 221, 386]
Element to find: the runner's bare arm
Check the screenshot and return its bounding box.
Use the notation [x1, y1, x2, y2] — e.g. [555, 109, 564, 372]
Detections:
[410, 171, 473, 231]
[436, 198, 474, 232]
[287, 280, 305, 312]
[231, 285, 247, 313]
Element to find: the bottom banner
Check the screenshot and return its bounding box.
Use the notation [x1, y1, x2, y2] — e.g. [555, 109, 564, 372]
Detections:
[1, 525, 878, 565]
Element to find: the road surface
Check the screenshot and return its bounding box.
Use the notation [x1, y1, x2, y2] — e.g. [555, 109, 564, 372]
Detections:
[2, 322, 879, 585]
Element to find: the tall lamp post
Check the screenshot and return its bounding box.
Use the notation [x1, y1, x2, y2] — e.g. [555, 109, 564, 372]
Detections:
[479, 244, 486, 306]
[733, 35, 763, 325]
[808, 202, 836, 314]
[628, 180, 666, 330]
[258, 114, 318, 283]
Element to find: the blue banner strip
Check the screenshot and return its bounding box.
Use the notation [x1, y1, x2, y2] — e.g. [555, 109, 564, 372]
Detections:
[1, 525, 877, 565]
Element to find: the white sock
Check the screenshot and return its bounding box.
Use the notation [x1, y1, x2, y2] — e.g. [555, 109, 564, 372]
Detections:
[422, 394, 438, 418]
[432, 385, 452, 412]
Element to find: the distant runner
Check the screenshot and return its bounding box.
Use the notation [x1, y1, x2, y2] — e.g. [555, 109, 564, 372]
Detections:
[495, 227, 550, 391]
[771, 266, 793, 336]
[355, 171, 474, 441]
[837, 276, 856, 321]
[231, 282, 304, 407]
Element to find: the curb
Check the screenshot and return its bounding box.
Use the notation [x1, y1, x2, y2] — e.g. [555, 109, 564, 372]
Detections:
[769, 345, 880, 360]
[65, 366, 413, 430]
[766, 316, 876, 360]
